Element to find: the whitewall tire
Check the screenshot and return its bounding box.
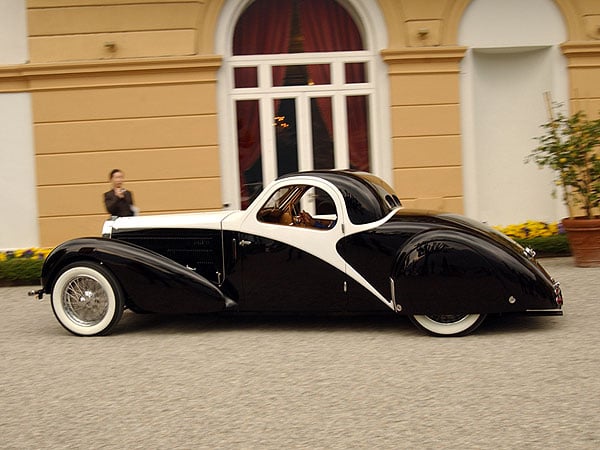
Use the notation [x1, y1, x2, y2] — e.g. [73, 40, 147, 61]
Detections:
[51, 263, 124, 336]
[409, 313, 486, 337]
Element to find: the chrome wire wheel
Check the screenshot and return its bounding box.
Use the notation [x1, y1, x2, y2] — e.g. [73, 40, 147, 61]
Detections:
[51, 263, 124, 336]
[409, 313, 486, 337]
[62, 275, 109, 327]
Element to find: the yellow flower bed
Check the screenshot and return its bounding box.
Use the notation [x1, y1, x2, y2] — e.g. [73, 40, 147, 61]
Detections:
[0, 247, 53, 262]
[493, 221, 560, 239]
[0, 248, 53, 284]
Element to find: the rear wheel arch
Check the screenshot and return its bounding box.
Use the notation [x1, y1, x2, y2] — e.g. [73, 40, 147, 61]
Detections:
[391, 231, 507, 315]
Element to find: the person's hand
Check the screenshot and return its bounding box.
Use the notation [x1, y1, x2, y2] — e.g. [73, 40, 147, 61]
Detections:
[298, 211, 314, 226]
[115, 187, 126, 199]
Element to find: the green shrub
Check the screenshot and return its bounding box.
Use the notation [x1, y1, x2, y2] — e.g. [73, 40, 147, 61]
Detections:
[0, 258, 44, 285]
[514, 234, 571, 257]
[494, 221, 570, 257]
[0, 248, 51, 286]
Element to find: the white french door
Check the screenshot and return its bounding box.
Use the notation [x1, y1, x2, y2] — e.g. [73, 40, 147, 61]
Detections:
[227, 53, 375, 209]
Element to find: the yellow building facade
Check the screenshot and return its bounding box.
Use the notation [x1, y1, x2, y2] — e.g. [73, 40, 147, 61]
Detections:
[1, 0, 600, 247]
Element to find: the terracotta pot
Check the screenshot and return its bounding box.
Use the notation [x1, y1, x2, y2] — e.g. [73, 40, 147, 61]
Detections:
[561, 217, 600, 267]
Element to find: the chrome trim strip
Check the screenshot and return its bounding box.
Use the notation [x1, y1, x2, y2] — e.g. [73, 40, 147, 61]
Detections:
[525, 308, 563, 316]
[390, 277, 400, 312]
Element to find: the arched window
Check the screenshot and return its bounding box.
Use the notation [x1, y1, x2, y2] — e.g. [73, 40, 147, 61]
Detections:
[221, 0, 381, 208]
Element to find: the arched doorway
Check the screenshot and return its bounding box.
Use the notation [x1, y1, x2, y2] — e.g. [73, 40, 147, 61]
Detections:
[459, 0, 568, 225]
[215, 0, 390, 209]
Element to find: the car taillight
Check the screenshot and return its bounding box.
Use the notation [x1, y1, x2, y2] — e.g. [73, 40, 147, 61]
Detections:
[553, 281, 563, 307]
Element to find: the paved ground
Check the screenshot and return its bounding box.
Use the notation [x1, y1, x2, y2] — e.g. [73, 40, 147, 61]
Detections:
[1, 257, 599, 449]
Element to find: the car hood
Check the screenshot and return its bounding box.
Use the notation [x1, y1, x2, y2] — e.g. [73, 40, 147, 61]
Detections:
[103, 210, 238, 234]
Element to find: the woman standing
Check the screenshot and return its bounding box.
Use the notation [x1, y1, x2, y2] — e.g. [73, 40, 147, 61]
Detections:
[103, 169, 137, 217]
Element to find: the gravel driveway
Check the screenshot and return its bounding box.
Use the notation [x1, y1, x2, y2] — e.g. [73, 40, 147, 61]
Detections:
[1, 257, 598, 449]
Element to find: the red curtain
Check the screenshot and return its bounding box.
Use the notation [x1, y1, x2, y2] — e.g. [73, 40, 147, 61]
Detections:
[233, 0, 369, 202]
[299, 0, 368, 171]
[233, 0, 292, 205]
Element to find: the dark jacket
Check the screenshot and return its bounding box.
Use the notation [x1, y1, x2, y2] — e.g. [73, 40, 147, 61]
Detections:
[104, 190, 135, 217]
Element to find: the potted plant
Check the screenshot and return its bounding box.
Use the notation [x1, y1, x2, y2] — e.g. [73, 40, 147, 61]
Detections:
[528, 103, 600, 267]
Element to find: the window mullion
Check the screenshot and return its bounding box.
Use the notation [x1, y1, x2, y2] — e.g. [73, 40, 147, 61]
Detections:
[333, 93, 349, 169]
[331, 61, 349, 169]
[297, 94, 313, 172]
[260, 95, 277, 185]
[258, 61, 271, 89]
[228, 97, 242, 209]
[331, 60, 344, 87]
[367, 93, 378, 176]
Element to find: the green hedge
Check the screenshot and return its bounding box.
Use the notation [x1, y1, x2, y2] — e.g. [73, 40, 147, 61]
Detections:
[0, 258, 44, 286]
[514, 234, 571, 257]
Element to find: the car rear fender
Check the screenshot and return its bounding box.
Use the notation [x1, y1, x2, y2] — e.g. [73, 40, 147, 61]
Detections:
[391, 230, 554, 315]
[42, 237, 230, 314]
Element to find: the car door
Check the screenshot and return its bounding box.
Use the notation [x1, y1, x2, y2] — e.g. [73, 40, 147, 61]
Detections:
[236, 180, 348, 312]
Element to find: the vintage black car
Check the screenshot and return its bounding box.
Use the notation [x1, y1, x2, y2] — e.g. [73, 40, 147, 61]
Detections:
[31, 170, 563, 337]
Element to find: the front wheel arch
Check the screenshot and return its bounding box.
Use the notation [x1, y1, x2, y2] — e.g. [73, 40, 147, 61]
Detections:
[409, 313, 487, 337]
[51, 262, 124, 336]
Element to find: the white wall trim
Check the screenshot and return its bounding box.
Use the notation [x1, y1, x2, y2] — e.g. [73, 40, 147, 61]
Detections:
[0, 1, 38, 249]
[458, 0, 568, 225]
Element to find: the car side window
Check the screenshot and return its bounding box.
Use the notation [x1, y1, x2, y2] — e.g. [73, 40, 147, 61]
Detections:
[257, 185, 337, 230]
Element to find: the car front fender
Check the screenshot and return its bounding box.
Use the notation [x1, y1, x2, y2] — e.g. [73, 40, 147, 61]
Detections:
[42, 237, 230, 314]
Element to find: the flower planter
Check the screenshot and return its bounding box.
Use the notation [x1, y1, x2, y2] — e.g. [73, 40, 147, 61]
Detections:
[562, 217, 600, 267]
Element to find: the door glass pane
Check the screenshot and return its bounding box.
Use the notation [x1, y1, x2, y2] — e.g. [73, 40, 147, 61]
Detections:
[345, 62, 367, 83]
[236, 100, 263, 208]
[346, 95, 370, 171]
[234, 67, 258, 88]
[274, 98, 299, 176]
[311, 97, 334, 170]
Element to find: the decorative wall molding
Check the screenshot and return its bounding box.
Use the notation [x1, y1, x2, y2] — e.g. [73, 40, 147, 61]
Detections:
[0, 55, 222, 92]
[381, 46, 467, 74]
[561, 41, 600, 67]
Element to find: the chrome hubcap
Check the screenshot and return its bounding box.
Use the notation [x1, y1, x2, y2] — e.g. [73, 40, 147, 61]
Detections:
[62, 275, 109, 326]
[426, 314, 469, 324]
